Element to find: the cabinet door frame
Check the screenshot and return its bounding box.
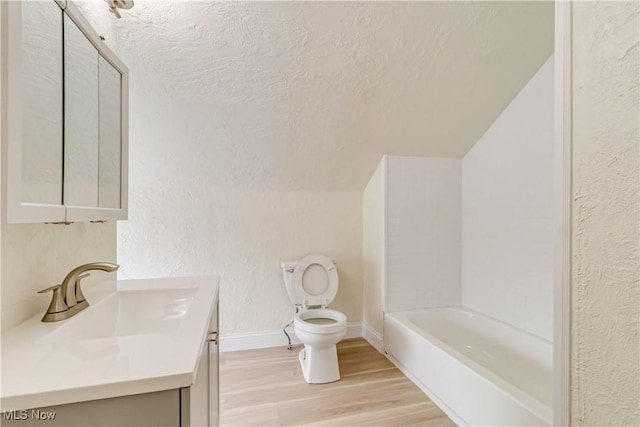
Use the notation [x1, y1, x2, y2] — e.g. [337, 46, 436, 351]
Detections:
[209, 299, 219, 426]
[63, 0, 129, 222]
[1, 0, 67, 223]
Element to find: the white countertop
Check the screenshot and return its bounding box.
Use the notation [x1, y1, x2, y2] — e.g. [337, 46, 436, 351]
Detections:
[0, 276, 219, 411]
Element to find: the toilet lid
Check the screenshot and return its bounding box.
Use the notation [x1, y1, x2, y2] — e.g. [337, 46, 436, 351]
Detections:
[291, 254, 338, 306]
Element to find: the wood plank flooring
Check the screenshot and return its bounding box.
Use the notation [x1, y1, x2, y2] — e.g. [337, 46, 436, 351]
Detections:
[219, 338, 456, 427]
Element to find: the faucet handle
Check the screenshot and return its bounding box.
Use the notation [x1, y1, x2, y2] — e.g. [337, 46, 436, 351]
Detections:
[75, 273, 91, 303]
[38, 284, 68, 314]
[38, 284, 61, 294]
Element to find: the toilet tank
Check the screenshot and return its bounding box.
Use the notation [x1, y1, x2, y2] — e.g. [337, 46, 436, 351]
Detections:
[281, 261, 298, 304]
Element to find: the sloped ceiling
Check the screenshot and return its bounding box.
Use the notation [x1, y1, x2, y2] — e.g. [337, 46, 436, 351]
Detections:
[79, 1, 554, 191]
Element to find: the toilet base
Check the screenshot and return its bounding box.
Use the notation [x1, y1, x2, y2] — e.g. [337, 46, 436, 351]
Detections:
[298, 345, 341, 384]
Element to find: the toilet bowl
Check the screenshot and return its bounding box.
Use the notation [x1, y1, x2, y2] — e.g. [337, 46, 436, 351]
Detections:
[282, 254, 347, 384]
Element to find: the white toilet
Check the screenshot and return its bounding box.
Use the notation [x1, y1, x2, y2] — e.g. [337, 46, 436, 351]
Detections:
[282, 254, 347, 384]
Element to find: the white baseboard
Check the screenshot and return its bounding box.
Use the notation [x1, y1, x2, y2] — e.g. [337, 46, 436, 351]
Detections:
[362, 323, 384, 353]
[220, 322, 363, 352]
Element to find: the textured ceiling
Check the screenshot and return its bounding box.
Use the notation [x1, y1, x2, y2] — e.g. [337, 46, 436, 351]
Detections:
[79, 1, 554, 191]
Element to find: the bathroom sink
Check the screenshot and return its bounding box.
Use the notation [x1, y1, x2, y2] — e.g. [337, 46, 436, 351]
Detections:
[2, 276, 219, 412]
[43, 288, 197, 342]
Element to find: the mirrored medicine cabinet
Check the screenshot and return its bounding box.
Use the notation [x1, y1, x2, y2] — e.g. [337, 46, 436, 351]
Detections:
[1, 0, 128, 223]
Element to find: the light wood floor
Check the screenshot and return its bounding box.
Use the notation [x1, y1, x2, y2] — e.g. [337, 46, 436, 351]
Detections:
[219, 338, 456, 427]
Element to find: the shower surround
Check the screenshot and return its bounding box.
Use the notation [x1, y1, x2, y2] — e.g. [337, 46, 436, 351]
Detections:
[363, 56, 554, 425]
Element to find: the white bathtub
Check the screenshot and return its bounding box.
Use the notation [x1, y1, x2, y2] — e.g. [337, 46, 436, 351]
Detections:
[384, 308, 552, 426]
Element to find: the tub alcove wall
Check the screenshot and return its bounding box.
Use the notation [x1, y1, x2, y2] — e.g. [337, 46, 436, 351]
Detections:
[362, 55, 554, 426]
[362, 155, 462, 350]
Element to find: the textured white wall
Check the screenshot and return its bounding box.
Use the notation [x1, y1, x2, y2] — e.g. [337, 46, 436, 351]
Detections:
[570, 2, 639, 425]
[386, 156, 461, 312]
[118, 186, 363, 334]
[461, 56, 554, 340]
[75, 1, 553, 190]
[0, 2, 118, 332]
[362, 157, 386, 336]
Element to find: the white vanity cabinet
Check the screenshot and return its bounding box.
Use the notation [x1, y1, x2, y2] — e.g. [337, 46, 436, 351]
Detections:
[182, 298, 220, 427]
[0, 0, 128, 224]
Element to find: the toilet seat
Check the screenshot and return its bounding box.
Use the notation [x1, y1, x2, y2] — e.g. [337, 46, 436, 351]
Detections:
[290, 254, 338, 307]
[295, 308, 347, 334]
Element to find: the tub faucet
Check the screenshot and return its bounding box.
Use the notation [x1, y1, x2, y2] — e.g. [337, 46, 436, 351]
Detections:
[38, 262, 119, 322]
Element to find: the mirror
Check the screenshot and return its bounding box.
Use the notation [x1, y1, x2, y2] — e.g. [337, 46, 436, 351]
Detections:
[21, 0, 63, 205]
[63, 13, 99, 207]
[98, 55, 122, 209]
[4, 0, 127, 223]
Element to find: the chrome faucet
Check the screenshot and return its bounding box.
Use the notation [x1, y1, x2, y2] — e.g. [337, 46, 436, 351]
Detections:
[38, 262, 119, 322]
